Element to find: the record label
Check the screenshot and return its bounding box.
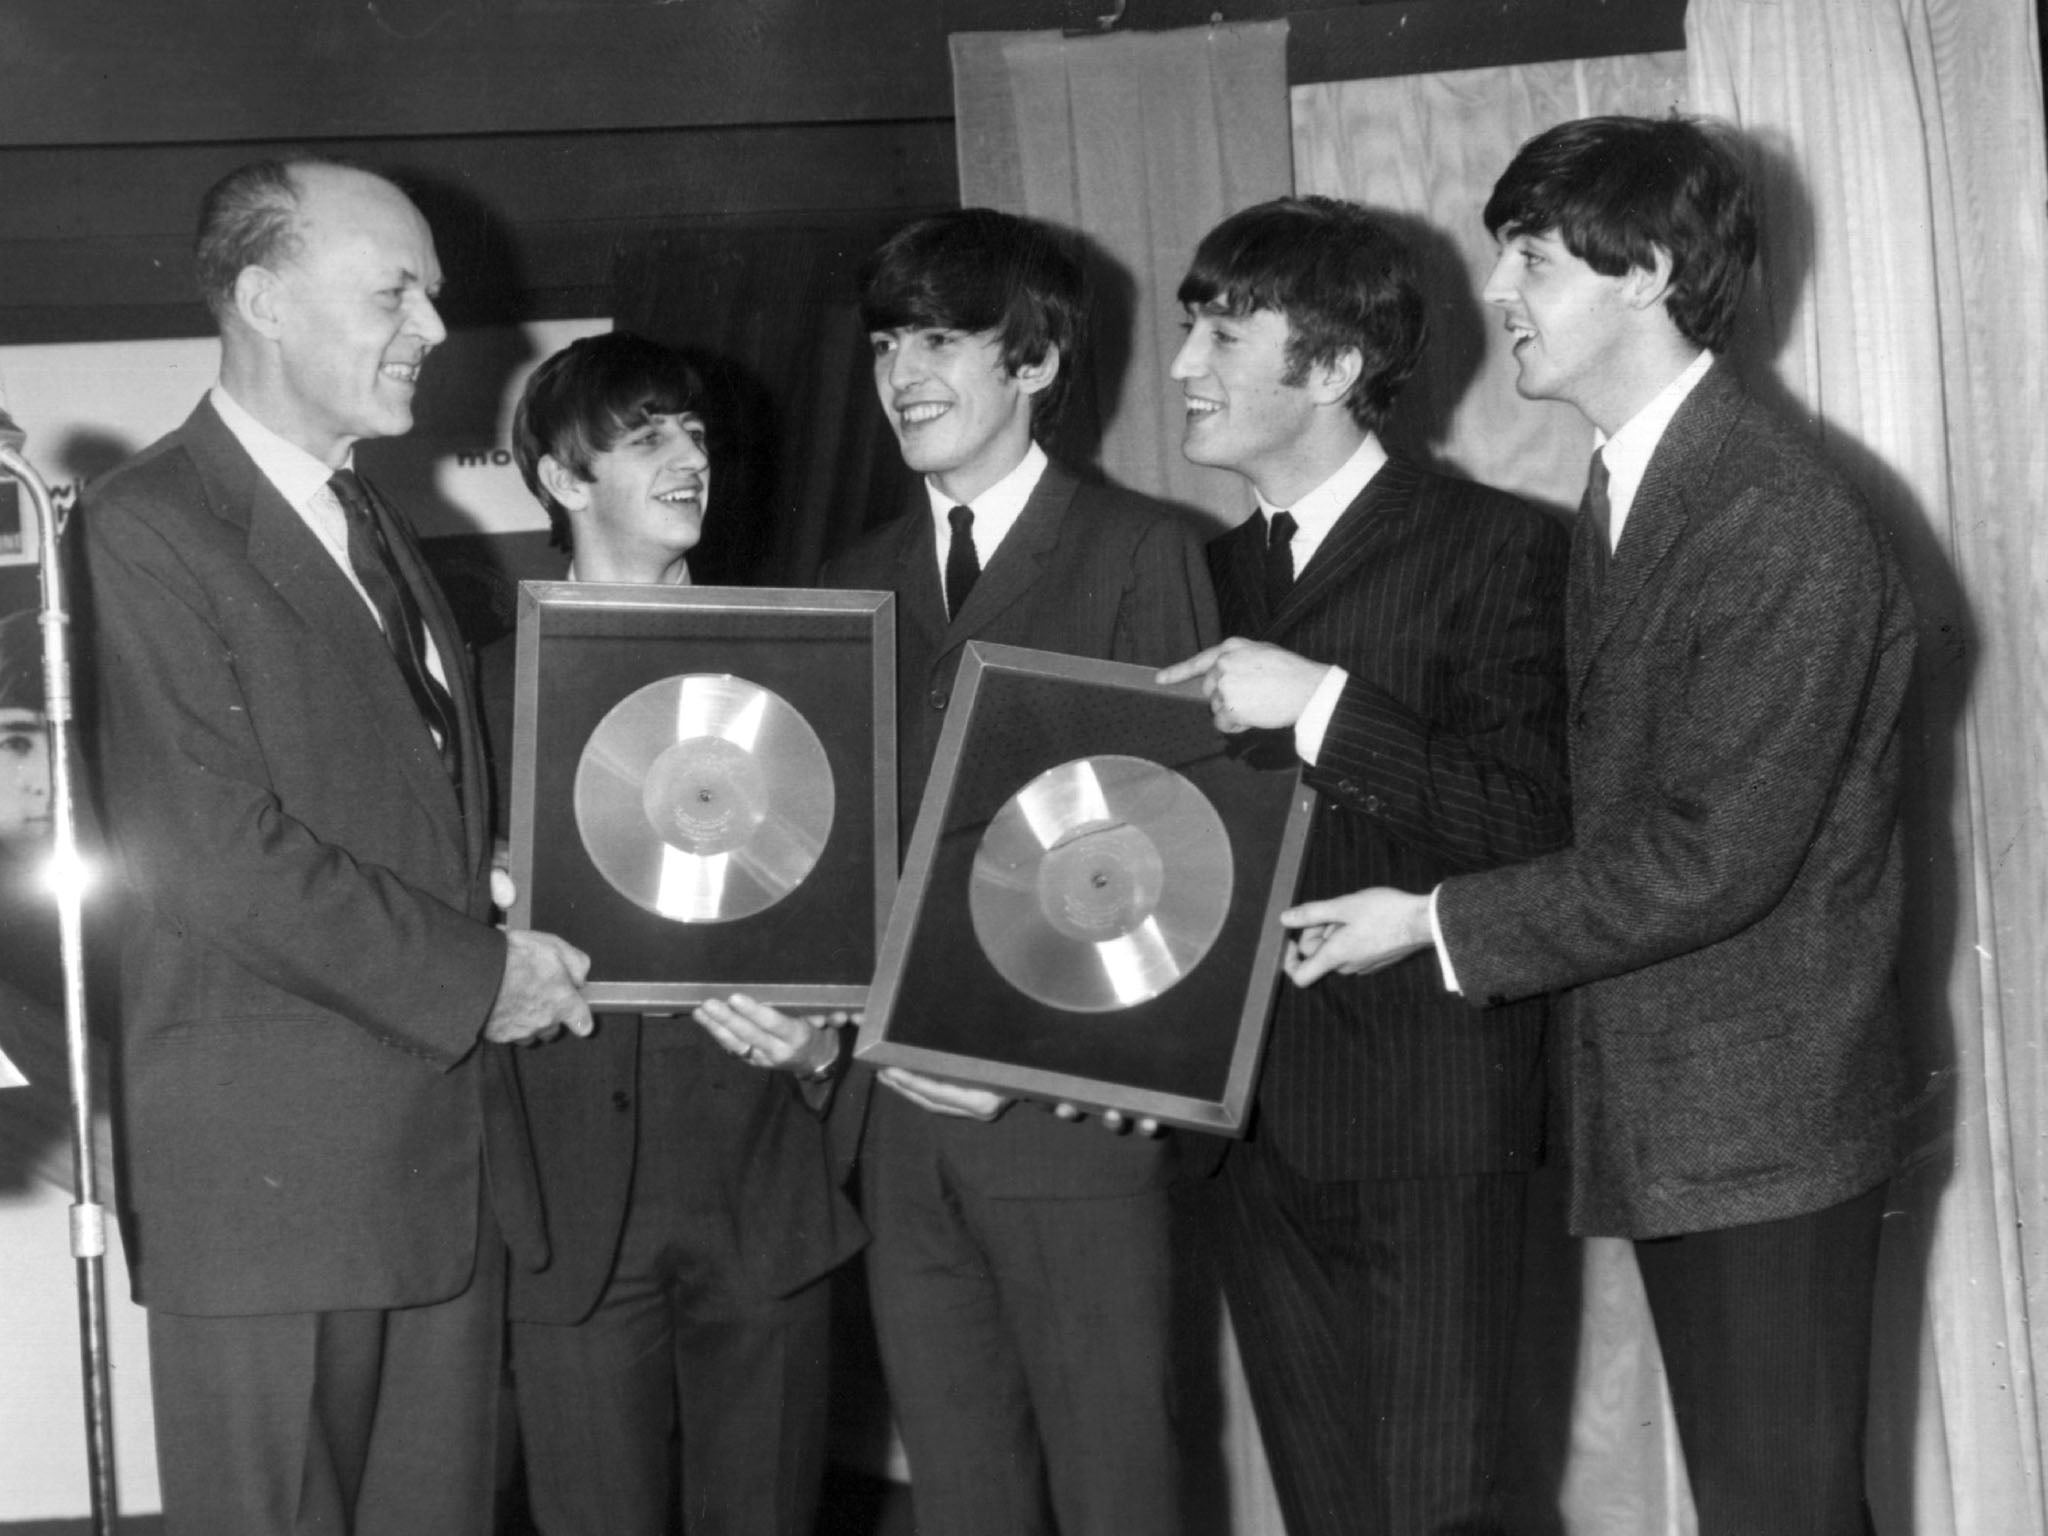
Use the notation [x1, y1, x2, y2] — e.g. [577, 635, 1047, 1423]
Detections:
[573, 673, 834, 923]
[968, 754, 1232, 1013]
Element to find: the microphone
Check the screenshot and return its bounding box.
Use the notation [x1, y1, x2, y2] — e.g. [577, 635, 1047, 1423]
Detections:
[0, 398, 119, 1529]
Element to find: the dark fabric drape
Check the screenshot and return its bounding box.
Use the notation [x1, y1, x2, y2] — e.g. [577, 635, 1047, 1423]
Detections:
[609, 222, 928, 589]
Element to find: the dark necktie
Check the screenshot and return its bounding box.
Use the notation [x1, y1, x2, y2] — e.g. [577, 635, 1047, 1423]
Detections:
[1263, 509, 1298, 615]
[1581, 449, 1612, 588]
[945, 504, 980, 619]
[329, 469, 461, 783]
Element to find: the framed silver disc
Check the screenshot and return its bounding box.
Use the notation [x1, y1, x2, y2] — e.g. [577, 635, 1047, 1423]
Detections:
[573, 673, 835, 923]
[968, 753, 1233, 1012]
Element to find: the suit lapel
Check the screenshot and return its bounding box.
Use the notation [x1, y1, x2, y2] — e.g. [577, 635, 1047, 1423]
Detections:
[1213, 518, 1268, 635]
[1265, 456, 1422, 640]
[360, 470, 486, 869]
[946, 460, 1079, 642]
[882, 506, 952, 654]
[184, 403, 465, 837]
[1572, 365, 1742, 697]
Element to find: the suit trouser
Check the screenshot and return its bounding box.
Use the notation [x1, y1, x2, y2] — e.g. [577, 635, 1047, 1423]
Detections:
[861, 1120, 1180, 1536]
[509, 1036, 834, 1536]
[146, 1198, 505, 1536]
[1633, 1182, 1886, 1536]
[1206, 1139, 1526, 1536]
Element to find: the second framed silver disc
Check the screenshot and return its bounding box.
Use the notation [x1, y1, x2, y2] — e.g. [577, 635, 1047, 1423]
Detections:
[968, 754, 1232, 1013]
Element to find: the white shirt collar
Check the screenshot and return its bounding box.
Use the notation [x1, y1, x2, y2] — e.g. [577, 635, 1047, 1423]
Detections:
[209, 383, 349, 509]
[207, 384, 446, 681]
[926, 440, 1048, 571]
[1595, 349, 1714, 548]
[1255, 431, 1388, 574]
[565, 561, 691, 586]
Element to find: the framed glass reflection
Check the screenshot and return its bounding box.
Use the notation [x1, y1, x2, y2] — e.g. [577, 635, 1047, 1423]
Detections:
[508, 582, 895, 1009]
[856, 643, 1314, 1135]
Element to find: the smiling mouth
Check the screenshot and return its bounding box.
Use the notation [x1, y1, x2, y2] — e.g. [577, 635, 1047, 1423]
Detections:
[381, 359, 424, 385]
[1184, 398, 1221, 421]
[899, 402, 949, 427]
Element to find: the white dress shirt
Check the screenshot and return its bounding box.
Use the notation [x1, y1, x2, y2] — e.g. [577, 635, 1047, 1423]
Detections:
[1595, 348, 1714, 553]
[209, 383, 449, 688]
[925, 440, 1048, 588]
[1268, 431, 1389, 764]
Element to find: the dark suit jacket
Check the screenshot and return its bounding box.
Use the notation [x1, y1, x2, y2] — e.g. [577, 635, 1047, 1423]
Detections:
[82, 398, 518, 1317]
[473, 630, 866, 1324]
[504, 1018, 865, 1321]
[1212, 456, 1571, 1181]
[1438, 364, 1915, 1239]
[822, 460, 1219, 1198]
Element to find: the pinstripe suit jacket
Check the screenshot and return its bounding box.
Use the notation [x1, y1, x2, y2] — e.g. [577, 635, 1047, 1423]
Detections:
[823, 460, 1219, 1198]
[1218, 455, 1570, 1181]
[1437, 364, 1915, 1239]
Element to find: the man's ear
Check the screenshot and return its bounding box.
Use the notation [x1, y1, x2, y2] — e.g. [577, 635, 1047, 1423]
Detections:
[1308, 345, 1365, 409]
[1626, 245, 1677, 313]
[537, 454, 590, 513]
[1013, 344, 1060, 399]
[235, 266, 285, 339]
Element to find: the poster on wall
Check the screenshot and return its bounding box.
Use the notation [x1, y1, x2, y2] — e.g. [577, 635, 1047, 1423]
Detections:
[0, 315, 610, 549]
[0, 315, 611, 1085]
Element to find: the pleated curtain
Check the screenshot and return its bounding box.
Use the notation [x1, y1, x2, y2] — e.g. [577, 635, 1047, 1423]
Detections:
[951, 22, 1294, 528]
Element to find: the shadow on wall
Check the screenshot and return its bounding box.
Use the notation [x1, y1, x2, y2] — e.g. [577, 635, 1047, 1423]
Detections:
[1728, 130, 1972, 1530]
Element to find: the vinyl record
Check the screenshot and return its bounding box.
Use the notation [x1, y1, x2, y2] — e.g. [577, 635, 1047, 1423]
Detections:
[969, 754, 1232, 1013]
[574, 673, 835, 923]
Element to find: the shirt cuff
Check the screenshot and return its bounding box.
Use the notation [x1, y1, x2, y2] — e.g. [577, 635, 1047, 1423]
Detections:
[1293, 665, 1348, 765]
[1428, 885, 1463, 995]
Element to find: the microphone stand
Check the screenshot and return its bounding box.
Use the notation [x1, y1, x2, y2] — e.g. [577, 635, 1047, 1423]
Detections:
[0, 410, 117, 1536]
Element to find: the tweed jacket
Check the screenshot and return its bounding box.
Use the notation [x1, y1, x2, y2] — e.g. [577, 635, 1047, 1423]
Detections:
[1212, 456, 1571, 1180]
[1438, 363, 1916, 1239]
[83, 398, 517, 1316]
[822, 459, 1219, 1199]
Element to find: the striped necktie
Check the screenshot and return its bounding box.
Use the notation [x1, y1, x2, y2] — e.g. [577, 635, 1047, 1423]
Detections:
[1263, 509, 1298, 614]
[329, 469, 461, 783]
[945, 504, 980, 619]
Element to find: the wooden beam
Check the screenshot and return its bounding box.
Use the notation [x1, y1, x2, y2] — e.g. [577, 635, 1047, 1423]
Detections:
[0, 122, 958, 341]
[0, 0, 1126, 146]
[0, 1, 1683, 146]
[3, 1, 920, 146]
[1288, 0, 1687, 82]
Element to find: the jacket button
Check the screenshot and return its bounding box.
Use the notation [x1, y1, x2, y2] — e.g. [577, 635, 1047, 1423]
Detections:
[929, 688, 948, 711]
[611, 1091, 631, 1112]
[1364, 795, 1382, 814]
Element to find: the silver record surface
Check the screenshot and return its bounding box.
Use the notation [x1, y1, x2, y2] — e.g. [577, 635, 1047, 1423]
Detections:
[574, 673, 835, 923]
[969, 754, 1232, 1013]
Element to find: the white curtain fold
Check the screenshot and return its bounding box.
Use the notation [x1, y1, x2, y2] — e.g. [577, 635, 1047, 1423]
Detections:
[1688, 3, 2048, 1532]
[952, 22, 1294, 526]
[1292, 57, 1686, 512]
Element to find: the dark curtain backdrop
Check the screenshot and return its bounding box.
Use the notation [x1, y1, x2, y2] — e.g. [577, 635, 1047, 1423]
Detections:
[608, 221, 927, 590]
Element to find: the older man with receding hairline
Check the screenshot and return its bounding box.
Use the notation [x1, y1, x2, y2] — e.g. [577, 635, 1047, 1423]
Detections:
[83, 158, 593, 1536]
